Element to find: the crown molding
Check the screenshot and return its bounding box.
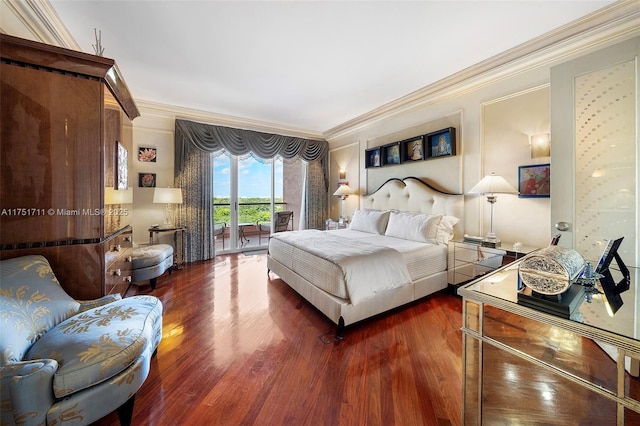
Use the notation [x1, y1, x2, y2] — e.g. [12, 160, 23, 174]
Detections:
[323, 0, 640, 141]
[136, 99, 325, 141]
[2, 0, 78, 48]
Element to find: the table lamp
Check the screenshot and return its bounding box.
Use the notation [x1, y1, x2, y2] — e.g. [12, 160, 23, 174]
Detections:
[468, 173, 518, 247]
[105, 187, 133, 205]
[153, 187, 183, 226]
[333, 184, 354, 220]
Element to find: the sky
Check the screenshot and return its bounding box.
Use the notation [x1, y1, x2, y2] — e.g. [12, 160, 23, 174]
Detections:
[213, 155, 283, 198]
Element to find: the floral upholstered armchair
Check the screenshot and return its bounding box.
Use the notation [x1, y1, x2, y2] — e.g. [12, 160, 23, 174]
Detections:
[0, 255, 163, 426]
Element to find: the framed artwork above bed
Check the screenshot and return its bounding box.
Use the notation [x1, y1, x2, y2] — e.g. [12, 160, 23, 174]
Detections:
[365, 127, 457, 168]
[402, 137, 425, 162]
[381, 142, 402, 166]
[365, 147, 381, 168]
[426, 127, 456, 158]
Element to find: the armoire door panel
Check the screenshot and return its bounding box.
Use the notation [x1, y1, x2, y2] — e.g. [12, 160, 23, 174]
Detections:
[0, 62, 103, 245]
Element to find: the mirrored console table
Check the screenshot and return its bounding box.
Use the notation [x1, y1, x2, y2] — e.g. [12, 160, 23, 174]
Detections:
[458, 260, 639, 425]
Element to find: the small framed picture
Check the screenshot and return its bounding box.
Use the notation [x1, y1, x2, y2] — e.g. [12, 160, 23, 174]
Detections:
[381, 142, 402, 166]
[365, 147, 381, 168]
[426, 127, 456, 158]
[402, 137, 425, 162]
[518, 164, 550, 198]
[139, 173, 156, 188]
[138, 147, 157, 162]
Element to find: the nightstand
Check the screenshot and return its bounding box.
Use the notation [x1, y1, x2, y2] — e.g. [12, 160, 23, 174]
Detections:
[325, 219, 348, 230]
[448, 239, 538, 287]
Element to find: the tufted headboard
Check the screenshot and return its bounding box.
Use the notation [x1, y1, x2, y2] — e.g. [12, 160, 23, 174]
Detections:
[361, 177, 465, 239]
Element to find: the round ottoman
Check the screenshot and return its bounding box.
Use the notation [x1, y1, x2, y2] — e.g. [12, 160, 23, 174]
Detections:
[131, 244, 174, 290]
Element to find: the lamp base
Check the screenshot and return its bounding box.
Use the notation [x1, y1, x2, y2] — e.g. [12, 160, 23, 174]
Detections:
[482, 233, 501, 248]
[482, 240, 501, 248]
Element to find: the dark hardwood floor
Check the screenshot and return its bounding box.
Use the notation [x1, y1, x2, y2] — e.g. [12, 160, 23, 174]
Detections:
[90, 253, 637, 425]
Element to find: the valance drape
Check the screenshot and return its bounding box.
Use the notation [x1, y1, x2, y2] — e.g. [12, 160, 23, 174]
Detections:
[175, 119, 328, 176]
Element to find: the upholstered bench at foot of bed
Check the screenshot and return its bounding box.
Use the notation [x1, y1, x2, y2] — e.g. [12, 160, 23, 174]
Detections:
[131, 244, 174, 290]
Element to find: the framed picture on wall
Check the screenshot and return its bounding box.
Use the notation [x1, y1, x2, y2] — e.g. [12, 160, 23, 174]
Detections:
[365, 147, 381, 168]
[381, 142, 402, 166]
[138, 146, 157, 162]
[402, 137, 425, 162]
[426, 127, 456, 158]
[138, 173, 156, 188]
[518, 163, 550, 198]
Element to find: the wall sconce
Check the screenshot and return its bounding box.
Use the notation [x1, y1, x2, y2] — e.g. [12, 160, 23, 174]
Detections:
[153, 187, 183, 226]
[530, 133, 550, 158]
[339, 170, 346, 180]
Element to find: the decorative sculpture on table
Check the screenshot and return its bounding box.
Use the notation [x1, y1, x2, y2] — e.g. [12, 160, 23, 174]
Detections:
[518, 246, 585, 295]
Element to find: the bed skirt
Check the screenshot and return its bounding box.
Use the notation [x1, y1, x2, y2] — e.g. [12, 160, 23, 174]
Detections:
[267, 255, 447, 327]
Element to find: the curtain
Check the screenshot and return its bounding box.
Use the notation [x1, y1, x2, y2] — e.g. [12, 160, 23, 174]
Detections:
[175, 148, 214, 263]
[303, 157, 329, 230]
[175, 119, 328, 176]
[174, 119, 329, 262]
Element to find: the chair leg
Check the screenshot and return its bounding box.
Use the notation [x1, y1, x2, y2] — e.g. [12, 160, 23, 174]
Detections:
[117, 395, 136, 426]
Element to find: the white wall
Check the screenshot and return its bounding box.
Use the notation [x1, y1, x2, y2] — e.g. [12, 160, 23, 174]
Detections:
[481, 86, 551, 247]
[130, 107, 177, 244]
[328, 143, 360, 220]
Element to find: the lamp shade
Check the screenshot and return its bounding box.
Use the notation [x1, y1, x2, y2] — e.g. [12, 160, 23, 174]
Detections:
[333, 184, 354, 197]
[105, 187, 133, 204]
[153, 187, 183, 204]
[468, 173, 517, 195]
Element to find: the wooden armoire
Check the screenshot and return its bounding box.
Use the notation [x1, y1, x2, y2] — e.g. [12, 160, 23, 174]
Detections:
[0, 34, 139, 299]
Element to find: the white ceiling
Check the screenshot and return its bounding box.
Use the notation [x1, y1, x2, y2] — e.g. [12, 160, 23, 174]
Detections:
[49, 0, 616, 134]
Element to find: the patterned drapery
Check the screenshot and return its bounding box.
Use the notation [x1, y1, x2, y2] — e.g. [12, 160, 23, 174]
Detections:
[175, 148, 214, 263]
[303, 158, 329, 230]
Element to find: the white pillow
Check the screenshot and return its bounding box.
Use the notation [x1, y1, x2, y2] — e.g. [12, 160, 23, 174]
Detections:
[436, 215, 460, 245]
[384, 211, 442, 243]
[349, 209, 390, 234]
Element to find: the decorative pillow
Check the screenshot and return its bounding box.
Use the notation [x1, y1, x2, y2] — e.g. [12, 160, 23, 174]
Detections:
[349, 209, 391, 234]
[384, 211, 442, 243]
[0, 255, 80, 363]
[436, 215, 460, 245]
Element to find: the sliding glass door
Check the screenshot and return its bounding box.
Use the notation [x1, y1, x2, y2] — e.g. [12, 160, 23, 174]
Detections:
[213, 152, 283, 252]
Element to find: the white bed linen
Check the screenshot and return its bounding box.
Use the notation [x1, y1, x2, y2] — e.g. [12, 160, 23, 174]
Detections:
[331, 229, 447, 280]
[268, 229, 446, 304]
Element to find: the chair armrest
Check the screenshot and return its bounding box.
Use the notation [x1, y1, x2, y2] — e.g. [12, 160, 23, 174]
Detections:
[77, 294, 122, 313]
[1, 359, 58, 426]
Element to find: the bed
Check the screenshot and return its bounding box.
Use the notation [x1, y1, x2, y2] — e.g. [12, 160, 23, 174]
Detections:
[267, 177, 464, 336]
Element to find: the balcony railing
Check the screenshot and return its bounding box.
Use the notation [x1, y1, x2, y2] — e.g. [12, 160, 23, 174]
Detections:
[213, 201, 287, 250]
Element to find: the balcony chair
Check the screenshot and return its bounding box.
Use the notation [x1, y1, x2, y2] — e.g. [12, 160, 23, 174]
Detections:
[256, 211, 293, 245]
[0, 255, 163, 426]
[214, 222, 227, 250]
